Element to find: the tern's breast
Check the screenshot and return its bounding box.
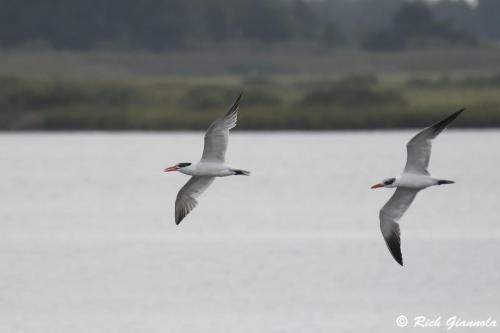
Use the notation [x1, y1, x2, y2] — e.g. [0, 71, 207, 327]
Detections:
[398, 173, 436, 189]
[192, 162, 232, 177]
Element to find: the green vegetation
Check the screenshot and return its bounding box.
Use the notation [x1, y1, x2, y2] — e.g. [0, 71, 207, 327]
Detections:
[362, 1, 476, 51]
[2, 48, 500, 80]
[1, 73, 499, 130]
[0, 0, 489, 51]
[1, 1, 498, 130]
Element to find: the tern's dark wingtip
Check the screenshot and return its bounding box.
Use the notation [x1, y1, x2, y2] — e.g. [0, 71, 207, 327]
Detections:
[449, 108, 465, 119]
[393, 255, 404, 266]
[234, 92, 243, 105]
[226, 92, 243, 115]
[446, 108, 465, 125]
[385, 232, 403, 267]
[430, 107, 465, 133]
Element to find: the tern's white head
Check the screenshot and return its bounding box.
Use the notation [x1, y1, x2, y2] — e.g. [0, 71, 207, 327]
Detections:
[371, 177, 396, 189]
[164, 162, 192, 173]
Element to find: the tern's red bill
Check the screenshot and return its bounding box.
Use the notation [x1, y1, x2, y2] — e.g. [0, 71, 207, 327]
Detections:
[164, 165, 178, 172]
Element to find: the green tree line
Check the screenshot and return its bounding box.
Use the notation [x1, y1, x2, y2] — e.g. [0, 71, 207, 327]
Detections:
[1, 74, 499, 130]
[0, 0, 498, 51]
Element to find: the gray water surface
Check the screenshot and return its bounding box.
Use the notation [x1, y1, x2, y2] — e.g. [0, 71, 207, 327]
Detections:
[0, 131, 499, 332]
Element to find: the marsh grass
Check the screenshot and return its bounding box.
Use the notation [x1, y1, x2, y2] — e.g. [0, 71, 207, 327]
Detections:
[0, 73, 499, 130]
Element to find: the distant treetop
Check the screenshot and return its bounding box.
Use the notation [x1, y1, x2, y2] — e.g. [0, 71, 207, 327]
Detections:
[0, 0, 495, 51]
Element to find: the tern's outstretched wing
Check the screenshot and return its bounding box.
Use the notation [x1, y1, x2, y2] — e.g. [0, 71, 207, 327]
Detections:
[175, 176, 215, 225]
[380, 188, 419, 266]
[404, 109, 464, 175]
[201, 93, 242, 162]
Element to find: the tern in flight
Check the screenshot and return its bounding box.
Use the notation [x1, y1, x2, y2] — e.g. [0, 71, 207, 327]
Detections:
[164, 93, 250, 225]
[371, 109, 464, 266]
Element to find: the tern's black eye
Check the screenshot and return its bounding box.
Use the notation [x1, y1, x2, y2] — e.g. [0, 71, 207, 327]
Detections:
[384, 178, 396, 185]
[178, 163, 191, 168]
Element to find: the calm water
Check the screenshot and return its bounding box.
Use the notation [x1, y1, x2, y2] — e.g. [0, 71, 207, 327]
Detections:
[0, 131, 499, 333]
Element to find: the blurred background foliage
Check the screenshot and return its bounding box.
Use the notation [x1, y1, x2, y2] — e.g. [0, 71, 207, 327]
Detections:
[1, 73, 499, 130]
[0, 0, 499, 130]
[0, 0, 495, 51]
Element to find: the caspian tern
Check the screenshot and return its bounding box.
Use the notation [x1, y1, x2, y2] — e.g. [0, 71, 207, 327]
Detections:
[371, 109, 464, 266]
[164, 93, 250, 225]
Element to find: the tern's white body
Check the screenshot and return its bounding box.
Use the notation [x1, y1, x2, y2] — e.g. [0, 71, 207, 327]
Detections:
[165, 93, 249, 225]
[389, 174, 438, 189]
[373, 109, 464, 266]
[179, 162, 237, 177]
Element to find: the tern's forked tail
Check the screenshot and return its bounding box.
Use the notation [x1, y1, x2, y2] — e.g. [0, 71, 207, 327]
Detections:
[232, 169, 251, 176]
[437, 179, 455, 185]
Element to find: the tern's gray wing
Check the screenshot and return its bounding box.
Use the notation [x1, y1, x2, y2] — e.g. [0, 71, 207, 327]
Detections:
[404, 109, 464, 175]
[380, 188, 419, 266]
[201, 93, 242, 162]
[175, 176, 215, 225]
